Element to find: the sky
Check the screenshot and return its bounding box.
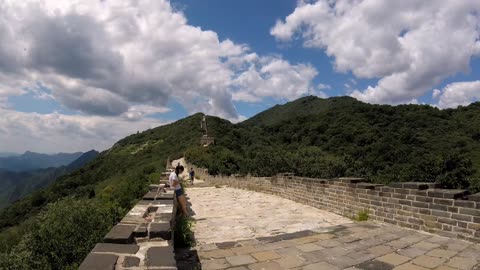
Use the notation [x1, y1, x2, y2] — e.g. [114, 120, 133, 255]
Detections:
[0, 0, 479, 154]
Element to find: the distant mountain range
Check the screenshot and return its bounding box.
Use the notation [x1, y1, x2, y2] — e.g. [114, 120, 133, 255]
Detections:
[0, 150, 99, 209]
[0, 151, 85, 172]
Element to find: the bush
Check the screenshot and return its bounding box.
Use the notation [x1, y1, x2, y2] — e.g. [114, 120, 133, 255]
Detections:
[0, 197, 118, 270]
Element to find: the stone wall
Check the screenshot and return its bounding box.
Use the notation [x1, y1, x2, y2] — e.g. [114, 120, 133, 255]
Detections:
[205, 174, 480, 243]
[79, 184, 178, 270]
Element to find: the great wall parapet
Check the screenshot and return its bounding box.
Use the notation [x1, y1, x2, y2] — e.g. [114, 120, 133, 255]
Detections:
[205, 174, 480, 243]
[79, 184, 178, 270]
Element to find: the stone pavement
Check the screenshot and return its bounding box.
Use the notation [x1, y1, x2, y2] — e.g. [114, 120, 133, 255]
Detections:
[189, 187, 480, 270]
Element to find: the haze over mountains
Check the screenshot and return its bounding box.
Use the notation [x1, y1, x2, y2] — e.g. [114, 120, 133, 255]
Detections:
[0, 151, 85, 172]
[0, 150, 99, 209]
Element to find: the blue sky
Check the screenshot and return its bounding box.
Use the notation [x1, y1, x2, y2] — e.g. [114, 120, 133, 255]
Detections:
[0, 0, 479, 153]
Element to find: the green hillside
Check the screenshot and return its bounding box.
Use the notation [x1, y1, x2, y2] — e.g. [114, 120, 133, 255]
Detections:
[0, 114, 207, 269]
[187, 96, 480, 190]
[1, 96, 479, 269]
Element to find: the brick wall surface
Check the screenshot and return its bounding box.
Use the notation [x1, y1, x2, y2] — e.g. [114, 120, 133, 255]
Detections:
[206, 174, 480, 243]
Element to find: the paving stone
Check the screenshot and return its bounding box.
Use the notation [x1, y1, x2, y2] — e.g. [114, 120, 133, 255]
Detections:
[274, 255, 306, 268]
[217, 241, 237, 249]
[296, 243, 323, 252]
[301, 250, 325, 264]
[385, 240, 411, 249]
[145, 246, 176, 268]
[458, 247, 480, 259]
[325, 255, 359, 268]
[78, 253, 118, 270]
[397, 247, 428, 258]
[250, 251, 282, 262]
[367, 245, 395, 256]
[122, 256, 140, 268]
[149, 222, 171, 240]
[425, 249, 457, 258]
[392, 263, 429, 270]
[356, 260, 394, 270]
[247, 261, 282, 270]
[445, 242, 471, 252]
[302, 261, 339, 270]
[200, 249, 235, 259]
[202, 258, 231, 270]
[446, 256, 478, 270]
[411, 255, 446, 268]
[225, 254, 257, 266]
[276, 247, 303, 257]
[377, 253, 411, 266]
[294, 235, 323, 244]
[346, 250, 377, 264]
[231, 245, 260, 255]
[228, 267, 249, 270]
[412, 241, 441, 250]
[435, 266, 457, 270]
[316, 239, 342, 248]
[198, 243, 219, 251]
[92, 243, 139, 254]
[104, 224, 136, 244]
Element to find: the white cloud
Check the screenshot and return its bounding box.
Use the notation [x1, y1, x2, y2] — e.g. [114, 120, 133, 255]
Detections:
[232, 57, 319, 102]
[434, 81, 480, 108]
[0, 108, 166, 153]
[0, 0, 319, 122]
[317, 83, 331, 90]
[272, 0, 480, 106]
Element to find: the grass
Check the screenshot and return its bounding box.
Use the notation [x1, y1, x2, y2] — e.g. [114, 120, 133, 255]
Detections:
[353, 209, 370, 221]
[174, 216, 196, 248]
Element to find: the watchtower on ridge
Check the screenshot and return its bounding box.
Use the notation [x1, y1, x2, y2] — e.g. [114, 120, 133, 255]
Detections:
[200, 115, 215, 147]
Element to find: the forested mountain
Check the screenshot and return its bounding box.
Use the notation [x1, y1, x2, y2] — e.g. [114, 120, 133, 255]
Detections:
[187, 96, 480, 191]
[0, 96, 479, 269]
[0, 150, 99, 209]
[0, 151, 84, 172]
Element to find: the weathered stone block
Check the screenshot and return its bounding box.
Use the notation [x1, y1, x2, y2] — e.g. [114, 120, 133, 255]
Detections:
[145, 246, 176, 268]
[123, 256, 140, 268]
[428, 189, 468, 199]
[92, 243, 139, 254]
[156, 193, 174, 200]
[454, 200, 476, 208]
[143, 192, 157, 200]
[411, 201, 428, 208]
[430, 204, 448, 211]
[431, 210, 450, 218]
[133, 224, 148, 237]
[451, 213, 473, 222]
[437, 217, 457, 226]
[434, 198, 454, 206]
[468, 192, 480, 202]
[104, 224, 136, 244]
[149, 222, 171, 240]
[79, 253, 118, 270]
[459, 208, 480, 216]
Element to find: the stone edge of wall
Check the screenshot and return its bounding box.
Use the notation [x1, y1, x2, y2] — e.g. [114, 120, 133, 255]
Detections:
[205, 174, 480, 243]
[78, 184, 178, 270]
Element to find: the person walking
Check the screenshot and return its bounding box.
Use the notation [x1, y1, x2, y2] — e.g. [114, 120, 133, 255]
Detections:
[189, 168, 195, 185]
[169, 165, 188, 217]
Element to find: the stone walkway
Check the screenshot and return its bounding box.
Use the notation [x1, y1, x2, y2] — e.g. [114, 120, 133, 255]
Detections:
[188, 187, 480, 270]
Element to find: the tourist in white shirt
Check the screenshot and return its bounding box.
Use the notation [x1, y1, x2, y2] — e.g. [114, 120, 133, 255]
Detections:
[169, 165, 188, 216]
